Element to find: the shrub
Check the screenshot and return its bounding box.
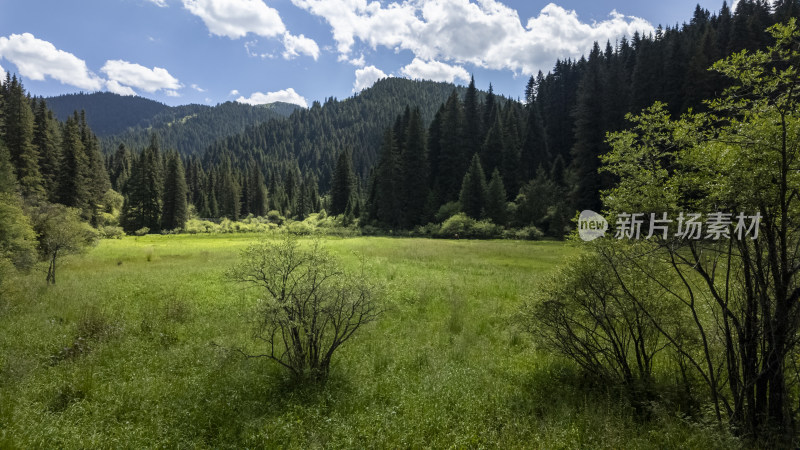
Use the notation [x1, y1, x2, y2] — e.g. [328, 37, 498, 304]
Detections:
[227, 234, 383, 382]
[266, 210, 285, 225]
[100, 226, 125, 239]
[134, 227, 150, 236]
[437, 213, 474, 238]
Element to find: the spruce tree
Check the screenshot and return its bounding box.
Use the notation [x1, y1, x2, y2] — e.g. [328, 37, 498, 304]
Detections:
[485, 169, 508, 225]
[437, 90, 467, 203]
[570, 43, 606, 212]
[398, 107, 429, 228]
[121, 144, 162, 233]
[330, 149, 355, 216]
[56, 114, 89, 212]
[372, 129, 401, 227]
[32, 99, 61, 200]
[463, 76, 482, 161]
[481, 109, 505, 176]
[459, 153, 487, 220]
[161, 153, 188, 230]
[3, 76, 44, 199]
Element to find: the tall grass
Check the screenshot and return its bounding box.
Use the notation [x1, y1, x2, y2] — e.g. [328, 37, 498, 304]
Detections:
[0, 235, 738, 448]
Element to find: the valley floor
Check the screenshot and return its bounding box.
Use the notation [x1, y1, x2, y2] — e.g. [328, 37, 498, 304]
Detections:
[0, 235, 737, 448]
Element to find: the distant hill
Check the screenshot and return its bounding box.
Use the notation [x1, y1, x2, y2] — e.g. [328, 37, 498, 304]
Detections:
[46, 92, 172, 136]
[99, 100, 301, 155]
[44, 92, 302, 155]
[202, 77, 507, 188]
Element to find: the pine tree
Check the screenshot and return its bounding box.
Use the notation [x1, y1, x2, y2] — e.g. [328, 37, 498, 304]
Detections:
[110, 143, 132, 192]
[2, 76, 44, 199]
[121, 144, 162, 233]
[32, 99, 61, 200]
[459, 153, 487, 219]
[80, 112, 111, 223]
[371, 129, 401, 227]
[463, 76, 482, 161]
[485, 168, 507, 225]
[161, 152, 188, 230]
[330, 149, 355, 216]
[248, 164, 268, 217]
[398, 107, 429, 228]
[570, 43, 606, 212]
[501, 104, 522, 195]
[217, 166, 240, 220]
[481, 109, 505, 176]
[437, 90, 467, 202]
[521, 80, 549, 183]
[56, 114, 90, 212]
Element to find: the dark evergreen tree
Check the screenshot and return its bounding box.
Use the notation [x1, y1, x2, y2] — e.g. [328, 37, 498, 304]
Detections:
[463, 76, 482, 161]
[370, 130, 401, 227]
[481, 109, 505, 176]
[330, 149, 356, 216]
[32, 98, 61, 200]
[485, 168, 507, 225]
[2, 76, 44, 199]
[110, 143, 132, 192]
[121, 143, 162, 232]
[459, 153, 487, 219]
[398, 107, 429, 228]
[569, 43, 606, 212]
[161, 152, 188, 230]
[520, 93, 548, 182]
[56, 114, 89, 212]
[437, 91, 467, 203]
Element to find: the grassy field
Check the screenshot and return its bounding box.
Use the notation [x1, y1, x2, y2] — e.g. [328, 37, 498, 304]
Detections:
[0, 234, 736, 448]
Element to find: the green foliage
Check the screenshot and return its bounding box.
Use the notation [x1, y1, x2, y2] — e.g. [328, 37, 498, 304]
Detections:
[227, 234, 383, 382]
[459, 154, 487, 220]
[31, 203, 98, 284]
[0, 192, 37, 270]
[161, 153, 189, 231]
[485, 169, 508, 226]
[437, 213, 502, 239]
[330, 149, 356, 216]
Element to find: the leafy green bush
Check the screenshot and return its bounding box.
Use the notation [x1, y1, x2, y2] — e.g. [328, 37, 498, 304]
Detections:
[134, 227, 150, 236]
[100, 226, 125, 239]
[436, 213, 503, 239]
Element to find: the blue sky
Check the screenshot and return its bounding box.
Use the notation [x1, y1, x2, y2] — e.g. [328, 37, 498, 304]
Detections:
[0, 0, 733, 107]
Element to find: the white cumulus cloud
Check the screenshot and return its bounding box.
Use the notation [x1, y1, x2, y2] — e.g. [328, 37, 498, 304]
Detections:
[229, 89, 240, 96]
[184, 0, 320, 60]
[183, 0, 285, 38]
[101, 60, 182, 94]
[236, 88, 308, 107]
[292, 0, 654, 76]
[148, 0, 168, 7]
[282, 32, 320, 60]
[106, 80, 137, 96]
[400, 58, 469, 83]
[353, 65, 389, 91]
[0, 33, 104, 90]
[191, 83, 206, 92]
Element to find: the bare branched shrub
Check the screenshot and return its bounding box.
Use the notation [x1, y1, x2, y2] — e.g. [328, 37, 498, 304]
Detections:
[227, 233, 383, 382]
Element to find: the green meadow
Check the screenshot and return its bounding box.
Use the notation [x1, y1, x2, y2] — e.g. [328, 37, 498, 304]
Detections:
[0, 235, 736, 448]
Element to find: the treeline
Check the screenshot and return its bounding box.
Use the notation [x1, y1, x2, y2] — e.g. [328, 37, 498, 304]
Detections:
[361, 83, 569, 234]
[190, 1, 800, 236]
[107, 138, 323, 233]
[0, 74, 112, 223]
